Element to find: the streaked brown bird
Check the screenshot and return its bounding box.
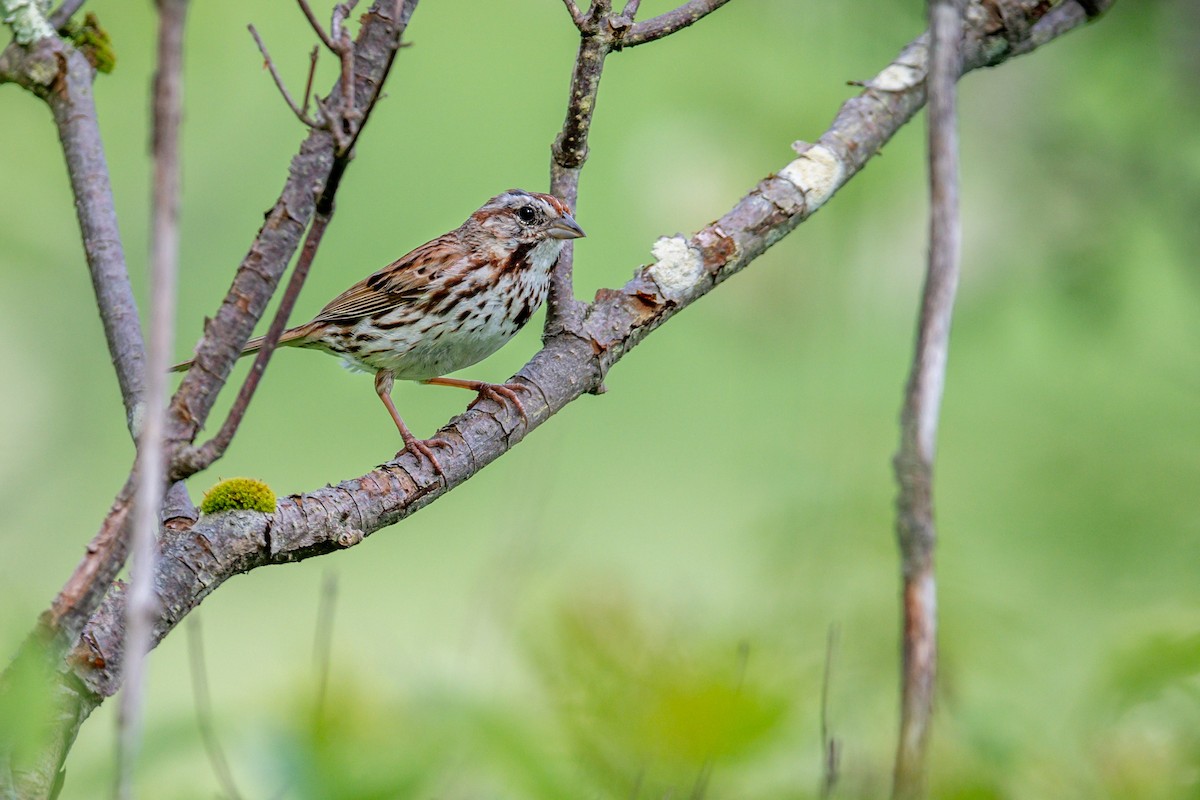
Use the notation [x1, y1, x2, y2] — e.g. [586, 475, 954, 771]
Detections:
[173, 189, 585, 474]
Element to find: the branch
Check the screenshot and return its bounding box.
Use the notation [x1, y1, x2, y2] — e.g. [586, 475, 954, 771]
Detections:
[620, 0, 731, 48]
[560, 0, 586, 30]
[115, 1, 189, 796]
[546, 0, 726, 332]
[248, 23, 319, 127]
[0, 34, 146, 433]
[48, 0, 87, 30]
[891, 0, 962, 794]
[176, 201, 336, 474]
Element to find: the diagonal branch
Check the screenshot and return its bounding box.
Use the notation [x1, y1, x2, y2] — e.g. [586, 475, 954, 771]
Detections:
[620, 0, 731, 48]
[0, 34, 146, 434]
[248, 24, 319, 127]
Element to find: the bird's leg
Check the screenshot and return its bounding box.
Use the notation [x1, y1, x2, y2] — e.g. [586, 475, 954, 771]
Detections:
[423, 376, 529, 426]
[374, 370, 450, 477]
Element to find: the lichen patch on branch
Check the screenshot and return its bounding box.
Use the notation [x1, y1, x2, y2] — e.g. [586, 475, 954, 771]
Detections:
[777, 144, 845, 213]
[647, 235, 705, 301]
[867, 44, 928, 91]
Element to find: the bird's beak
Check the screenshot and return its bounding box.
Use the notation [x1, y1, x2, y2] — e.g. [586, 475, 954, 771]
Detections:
[547, 214, 586, 240]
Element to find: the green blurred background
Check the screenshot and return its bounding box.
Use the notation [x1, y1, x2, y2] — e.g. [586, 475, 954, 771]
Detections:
[2, 1, 1198, 797]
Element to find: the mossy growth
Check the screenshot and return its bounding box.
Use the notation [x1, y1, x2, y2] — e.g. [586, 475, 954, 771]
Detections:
[199, 478, 276, 515]
[64, 13, 116, 74]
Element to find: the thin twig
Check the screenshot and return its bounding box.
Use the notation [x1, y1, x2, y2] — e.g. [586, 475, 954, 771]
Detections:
[297, 0, 337, 51]
[116, 1, 189, 797]
[187, 617, 245, 800]
[248, 24, 319, 127]
[48, 0, 87, 29]
[560, 0, 586, 29]
[622, 0, 642, 19]
[303, 44, 320, 117]
[178, 204, 334, 473]
[819, 624, 841, 800]
[621, 0, 732, 48]
[891, 1, 962, 798]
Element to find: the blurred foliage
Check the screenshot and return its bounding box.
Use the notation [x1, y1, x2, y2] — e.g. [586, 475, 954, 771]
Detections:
[2, 0, 1199, 798]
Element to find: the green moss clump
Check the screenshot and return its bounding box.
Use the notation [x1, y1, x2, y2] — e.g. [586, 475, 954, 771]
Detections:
[199, 478, 276, 515]
[65, 13, 116, 74]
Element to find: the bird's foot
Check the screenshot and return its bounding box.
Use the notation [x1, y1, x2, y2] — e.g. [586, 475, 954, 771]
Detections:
[423, 376, 531, 426]
[467, 382, 530, 426]
[396, 435, 452, 478]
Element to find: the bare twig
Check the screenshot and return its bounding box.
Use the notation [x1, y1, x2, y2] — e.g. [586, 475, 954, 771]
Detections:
[0, 38, 146, 432]
[545, 27, 606, 331]
[297, 0, 338, 51]
[560, 0, 586, 29]
[48, 0, 87, 29]
[115, 2, 189, 797]
[622, 0, 642, 19]
[891, 1, 963, 798]
[177, 204, 335, 473]
[819, 624, 841, 799]
[248, 24, 319, 127]
[187, 617, 244, 800]
[303, 44, 320, 116]
[621, 0, 731, 48]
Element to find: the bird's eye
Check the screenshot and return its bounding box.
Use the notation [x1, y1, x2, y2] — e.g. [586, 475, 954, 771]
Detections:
[517, 205, 537, 224]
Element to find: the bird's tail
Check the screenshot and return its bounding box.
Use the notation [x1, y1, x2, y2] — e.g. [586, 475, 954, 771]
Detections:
[170, 325, 312, 373]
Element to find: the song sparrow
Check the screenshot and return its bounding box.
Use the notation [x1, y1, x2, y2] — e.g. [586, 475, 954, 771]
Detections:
[173, 189, 585, 475]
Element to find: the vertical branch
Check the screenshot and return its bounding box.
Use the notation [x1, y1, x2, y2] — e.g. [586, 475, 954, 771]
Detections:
[116, 0, 189, 796]
[891, 0, 962, 797]
[49, 45, 148, 433]
[546, 5, 611, 332]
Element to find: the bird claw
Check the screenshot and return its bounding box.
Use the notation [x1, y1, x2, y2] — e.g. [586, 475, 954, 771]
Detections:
[397, 436, 452, 478]
[468, 382, 529, 426]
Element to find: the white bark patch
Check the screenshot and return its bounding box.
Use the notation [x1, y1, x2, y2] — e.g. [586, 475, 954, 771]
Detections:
[647, 236, 704, 301]
[2, 0, 55, 44]
[778, 144, 845, 213]
[868, 45, 928, 91]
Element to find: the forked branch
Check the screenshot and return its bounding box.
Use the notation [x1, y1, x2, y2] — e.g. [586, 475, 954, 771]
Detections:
[545, 0, 731, 331]
[248, 24, 320, 127]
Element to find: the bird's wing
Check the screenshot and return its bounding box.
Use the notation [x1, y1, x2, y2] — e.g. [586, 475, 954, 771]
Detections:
[310, 232, 462, 325]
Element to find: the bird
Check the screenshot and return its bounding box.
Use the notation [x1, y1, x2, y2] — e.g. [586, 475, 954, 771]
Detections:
[172, 189, 585, 475]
